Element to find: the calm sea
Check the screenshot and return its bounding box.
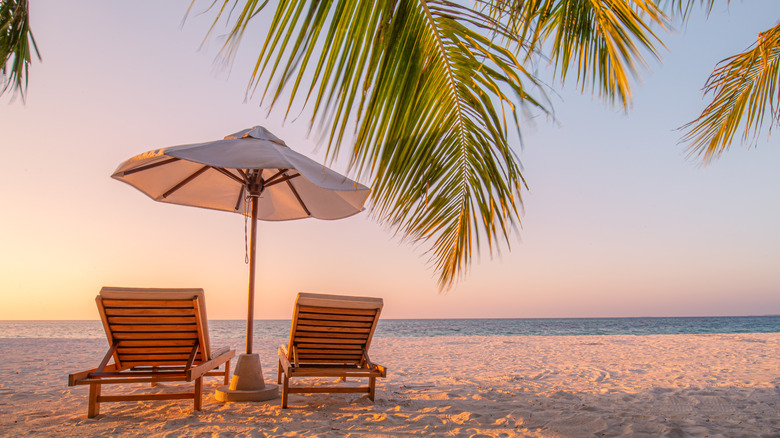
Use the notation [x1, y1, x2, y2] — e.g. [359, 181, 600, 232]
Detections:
[0, 316, 778, 339]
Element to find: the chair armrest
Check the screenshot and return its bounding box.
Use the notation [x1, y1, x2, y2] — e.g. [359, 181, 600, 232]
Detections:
[68, 368, 95, 386]
[68, 362, 120, 386]
[210, 345, 231, 358]
[360, 349, 387, 377]
[187, 348, 236, 381]
[362, 349, 374, 369]
[278, 346, 292, 375]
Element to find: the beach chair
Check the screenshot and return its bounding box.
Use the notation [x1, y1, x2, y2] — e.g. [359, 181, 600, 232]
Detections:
[68, 287, 236, 418]
[277, 292, 387, 408]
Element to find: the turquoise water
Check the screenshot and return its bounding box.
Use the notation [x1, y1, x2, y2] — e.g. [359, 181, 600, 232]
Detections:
[0, 316, 778, 339]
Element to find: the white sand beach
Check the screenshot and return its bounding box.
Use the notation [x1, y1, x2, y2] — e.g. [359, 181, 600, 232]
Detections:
[0, 333, 778, 437]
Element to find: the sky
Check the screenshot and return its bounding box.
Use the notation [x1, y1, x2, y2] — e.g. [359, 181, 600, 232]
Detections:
[1, 1, 778, 320]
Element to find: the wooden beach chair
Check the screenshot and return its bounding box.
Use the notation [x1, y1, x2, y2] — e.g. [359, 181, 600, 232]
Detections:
[277, 292, 387, 408]
[68, 287, 236, 418]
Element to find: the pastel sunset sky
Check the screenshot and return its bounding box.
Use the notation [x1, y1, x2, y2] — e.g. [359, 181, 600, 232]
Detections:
[1, 1, 778, 320]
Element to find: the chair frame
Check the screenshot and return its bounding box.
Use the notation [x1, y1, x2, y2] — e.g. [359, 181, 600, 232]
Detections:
[277, 293, 387, 408]
[68, 287, 235, 418]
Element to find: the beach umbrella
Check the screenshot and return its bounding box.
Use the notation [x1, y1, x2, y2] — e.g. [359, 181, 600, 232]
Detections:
[111, 126, 370, 401]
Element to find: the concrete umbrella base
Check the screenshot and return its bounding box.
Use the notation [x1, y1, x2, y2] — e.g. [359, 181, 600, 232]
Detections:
[215, 353, 279, 402]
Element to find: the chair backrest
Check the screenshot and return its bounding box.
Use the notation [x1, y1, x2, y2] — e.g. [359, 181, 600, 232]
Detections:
[97, 287, 212, 370]
[289, 292, 383, 365]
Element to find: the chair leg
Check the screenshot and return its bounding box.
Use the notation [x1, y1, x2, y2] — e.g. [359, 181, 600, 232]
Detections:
[277, 362, 282, 384]
[87, 383, 101, 418]
[281, 375, 289, 409]
[151, 366, 159, 387]
[369, 377, 376, 401]
[194, 377, 203, 411]
[224, 360, 231, 386]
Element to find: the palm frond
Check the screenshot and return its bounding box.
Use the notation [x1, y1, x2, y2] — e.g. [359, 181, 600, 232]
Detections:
[207, 0, 549, 289]
[488, 0, 668, 109]
[680, 22, 780, 163]
[0, 0, 40, 101]
[658, 0, 720, 19]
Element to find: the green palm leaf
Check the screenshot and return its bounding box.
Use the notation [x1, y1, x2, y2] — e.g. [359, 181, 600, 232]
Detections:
[0, 0, 40, 101]
[491, 0, 667, 108]
[681, 22, 780, 162]
[205, 0, 549, 288]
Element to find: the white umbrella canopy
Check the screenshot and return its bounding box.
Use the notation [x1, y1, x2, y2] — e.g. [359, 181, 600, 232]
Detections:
[112, 126, 370, 356]
[112, 126, 369, 221]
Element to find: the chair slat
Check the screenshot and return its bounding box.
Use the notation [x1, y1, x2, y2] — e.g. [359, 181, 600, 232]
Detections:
[298, 305, 377, 316]
[112, 332, 198, 340]
[296, 343, 364, 350]
[294, 358, 361, 364]
[289, 367, 383, 377]
[117, 339, 199, 347]
[294, 337, 366, 344]
[297, 312, 375, 322]
[294, 331, 368, 340]
[101, 299, 197, 308]
[104, 308, 197, 316]
[295, 324, 371, 334]
[110, 324, 198, 332]
[119, 354, 193, 361]
[107, 316, 198, 324]
[122, 366, 188, 372]
[297, 348, 363, 355]
[117, 347, 197, 354]
[298, 354, 362, 360]
[122, 360, 190, 367]
[298, 318, 373, 329]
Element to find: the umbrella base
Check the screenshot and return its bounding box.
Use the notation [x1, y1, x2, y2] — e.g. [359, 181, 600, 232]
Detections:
[215, 384, 279, 402]
[215, 353, 279, 402]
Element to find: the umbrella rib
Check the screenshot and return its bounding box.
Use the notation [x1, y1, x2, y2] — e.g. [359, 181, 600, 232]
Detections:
[121, 157, 181, 176]
[265, 172, 300, 188]
[162, 165, 210, 199]
[285, 179, 311, 217]
[264, 169, 289, 186]
[234, 185, 245, 212]
[213, 167, 246, 185]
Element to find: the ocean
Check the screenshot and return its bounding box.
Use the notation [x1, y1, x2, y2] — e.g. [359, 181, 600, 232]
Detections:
[1, 316, 778, 339]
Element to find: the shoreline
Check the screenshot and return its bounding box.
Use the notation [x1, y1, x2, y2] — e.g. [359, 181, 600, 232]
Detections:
[1, 333, 778, 436]
[2, 315, 779, 340]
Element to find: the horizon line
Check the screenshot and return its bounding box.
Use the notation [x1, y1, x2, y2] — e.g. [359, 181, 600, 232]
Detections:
[2, 314, 779, 322]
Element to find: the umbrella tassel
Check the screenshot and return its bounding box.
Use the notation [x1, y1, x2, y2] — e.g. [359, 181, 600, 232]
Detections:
[244, 193, 250, 265]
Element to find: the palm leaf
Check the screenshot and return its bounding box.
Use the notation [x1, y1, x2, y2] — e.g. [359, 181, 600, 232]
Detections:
[680, 22, 780, 162]
[205, 0, 549, 289]
[489, 0, 668, 109]
[660, 0, 720, 19]
[0, 0, 40, 101]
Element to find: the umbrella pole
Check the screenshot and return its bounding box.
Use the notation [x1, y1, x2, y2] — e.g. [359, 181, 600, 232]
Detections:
[246, 194, 259, 355]
[215, 192, 278, 402]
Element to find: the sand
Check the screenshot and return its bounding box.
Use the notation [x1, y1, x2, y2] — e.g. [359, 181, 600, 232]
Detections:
[0, 333, 778, 437]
